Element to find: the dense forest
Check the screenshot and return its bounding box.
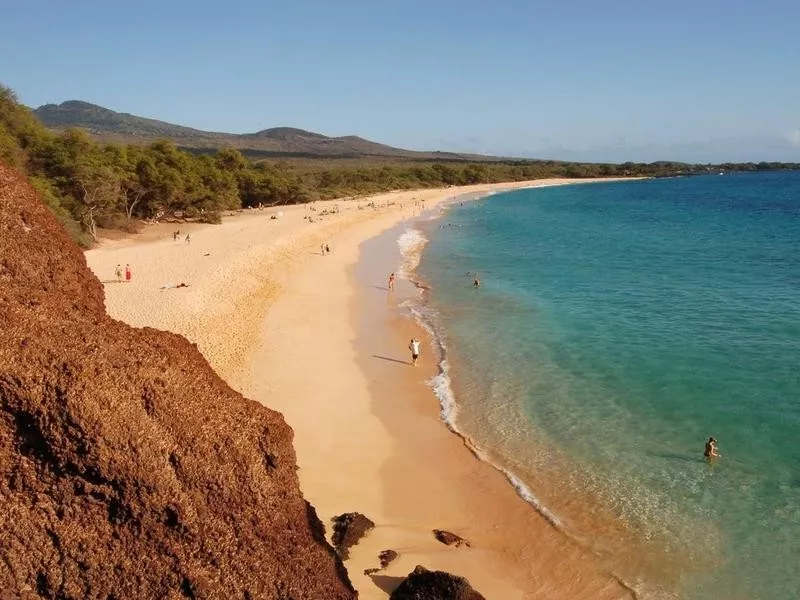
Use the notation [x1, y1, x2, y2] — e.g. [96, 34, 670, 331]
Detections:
[2, 85, 798, 248]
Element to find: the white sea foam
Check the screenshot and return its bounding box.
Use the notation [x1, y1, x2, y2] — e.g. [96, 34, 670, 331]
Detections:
[500, 466, 563, 528]
[405, 303, 566, 532]
[428, 362, 562, 527]
[396, 227, 428, 279]
[393, 198, 571, 536]
[429, 361, 459, 429]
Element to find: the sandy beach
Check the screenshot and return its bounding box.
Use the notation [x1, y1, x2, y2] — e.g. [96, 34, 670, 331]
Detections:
[86, 179, 637, 599]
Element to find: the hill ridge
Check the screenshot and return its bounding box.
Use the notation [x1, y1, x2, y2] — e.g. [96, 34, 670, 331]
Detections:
[33, 100, 490, 160]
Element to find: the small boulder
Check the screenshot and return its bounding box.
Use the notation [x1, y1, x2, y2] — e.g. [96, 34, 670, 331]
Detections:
[390, 565, 486, 600]
[379, 549, 399, 569]
[332, 512, 375, 559]
[433, 529, 471, 548]
[364, 549, 399, 575]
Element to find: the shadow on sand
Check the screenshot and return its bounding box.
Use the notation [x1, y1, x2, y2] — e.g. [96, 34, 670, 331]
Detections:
[369, 574, 405, 594]
[372, 354, 410, 366]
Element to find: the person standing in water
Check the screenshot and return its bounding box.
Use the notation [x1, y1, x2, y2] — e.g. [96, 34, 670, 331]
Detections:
[704, 437, 721, 459]
[408, 338, 421, 366]
[388, 273, 396, 291]
[473, 277, 480, 288]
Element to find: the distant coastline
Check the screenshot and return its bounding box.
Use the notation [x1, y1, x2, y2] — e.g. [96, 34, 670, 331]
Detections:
[3, 87, 798, 255]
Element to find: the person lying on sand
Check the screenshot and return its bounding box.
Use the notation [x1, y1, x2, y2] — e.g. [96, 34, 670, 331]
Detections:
[160, 282, 190, 290]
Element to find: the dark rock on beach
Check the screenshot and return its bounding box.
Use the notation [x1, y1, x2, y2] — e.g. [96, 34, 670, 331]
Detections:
[363, 549, 399, 575]
[332, 512, 375, 559]
[433, 529, 471, 548]
[390, 565, 486, 600]
[0, 161, 356, 598]
[379, 549, 399, 568]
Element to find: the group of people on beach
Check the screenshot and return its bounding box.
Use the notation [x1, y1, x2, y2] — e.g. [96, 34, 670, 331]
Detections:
[114, 264, 132, 283]
[384, 267, 482, 367]
[320, 243, 331, 255]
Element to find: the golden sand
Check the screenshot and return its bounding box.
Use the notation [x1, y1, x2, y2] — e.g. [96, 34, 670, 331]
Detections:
[86, 180, 636, 599]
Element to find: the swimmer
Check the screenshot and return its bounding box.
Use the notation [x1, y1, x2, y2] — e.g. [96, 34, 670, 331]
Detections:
[704, 437, 721, 459]
[388, 273, 396, 291]
[473, 278, 480, 288]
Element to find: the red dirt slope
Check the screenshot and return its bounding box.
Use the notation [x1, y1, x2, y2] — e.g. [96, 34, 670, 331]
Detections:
[0, 161, 355, 599]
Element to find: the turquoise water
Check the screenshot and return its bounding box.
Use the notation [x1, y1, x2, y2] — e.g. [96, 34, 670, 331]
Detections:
[412, 174, 800, 599]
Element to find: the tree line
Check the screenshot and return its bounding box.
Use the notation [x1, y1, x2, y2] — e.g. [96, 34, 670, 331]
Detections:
[2, 85, 798, 247]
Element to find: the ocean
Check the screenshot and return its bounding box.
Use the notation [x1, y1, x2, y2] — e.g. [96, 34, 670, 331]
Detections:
[400, 173, 800, 599]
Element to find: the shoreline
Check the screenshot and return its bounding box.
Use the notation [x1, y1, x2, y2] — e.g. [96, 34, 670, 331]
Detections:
[350, 193, 638, 598]
[85, 178, 640, 598]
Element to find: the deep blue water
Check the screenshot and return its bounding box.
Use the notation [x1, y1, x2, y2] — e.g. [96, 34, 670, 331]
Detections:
[413, 173, 800, 599]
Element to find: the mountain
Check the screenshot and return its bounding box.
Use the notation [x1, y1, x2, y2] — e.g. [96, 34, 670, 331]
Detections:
[34, 101, 491, 160]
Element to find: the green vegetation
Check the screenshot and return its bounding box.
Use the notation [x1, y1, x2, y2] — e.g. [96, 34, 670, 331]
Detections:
[2, 85, 798, 248]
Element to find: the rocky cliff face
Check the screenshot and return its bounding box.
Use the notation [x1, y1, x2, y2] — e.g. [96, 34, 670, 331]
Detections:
[0, 161, 355, 598]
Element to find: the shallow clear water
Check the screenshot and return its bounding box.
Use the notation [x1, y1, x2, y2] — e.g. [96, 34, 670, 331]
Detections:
[411, 174, 800, 599]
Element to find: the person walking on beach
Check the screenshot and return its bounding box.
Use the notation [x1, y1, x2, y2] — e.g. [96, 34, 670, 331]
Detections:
[320, 243, 325, 255]
[185, 233, 191, 244]
[388, 273, 396, 291]
[704, 437, 721, 460]
[409, 338, 421, 367]
[325, 244, 331, 254]
[115, 264, 123, 282]
[125, 264, 132, 282]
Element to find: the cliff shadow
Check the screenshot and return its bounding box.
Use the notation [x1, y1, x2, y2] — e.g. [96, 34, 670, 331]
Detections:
[369, 574, 405, 594]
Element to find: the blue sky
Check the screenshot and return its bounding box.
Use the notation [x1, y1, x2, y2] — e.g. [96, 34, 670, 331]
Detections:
[3, 0, 799, 163]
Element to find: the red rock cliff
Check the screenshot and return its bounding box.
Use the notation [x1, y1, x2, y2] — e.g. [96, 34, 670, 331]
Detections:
[0, 162, 356, 599]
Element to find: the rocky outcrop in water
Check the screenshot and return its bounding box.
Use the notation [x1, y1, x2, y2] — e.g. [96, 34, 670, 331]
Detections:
[0, 161, 355, 598]
[390, 566, 485, 600]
